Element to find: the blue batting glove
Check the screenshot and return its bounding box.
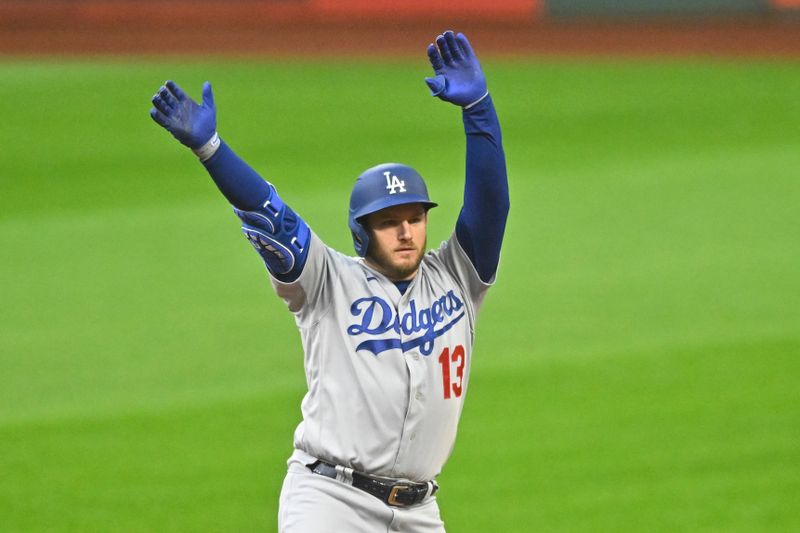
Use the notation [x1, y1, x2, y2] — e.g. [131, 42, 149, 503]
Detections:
[150, 80, 216, 149]
[425, 31, 488, 108]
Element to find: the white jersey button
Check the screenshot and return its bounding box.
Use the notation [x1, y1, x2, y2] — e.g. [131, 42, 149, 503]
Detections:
[415, 391, 425, 401]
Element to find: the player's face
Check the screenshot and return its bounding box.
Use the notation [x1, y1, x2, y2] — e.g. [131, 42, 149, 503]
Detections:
[363, 203, 428, 281]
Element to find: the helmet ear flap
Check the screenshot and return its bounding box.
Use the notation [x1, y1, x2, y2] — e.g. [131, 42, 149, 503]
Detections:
[352, 220, 371, 257]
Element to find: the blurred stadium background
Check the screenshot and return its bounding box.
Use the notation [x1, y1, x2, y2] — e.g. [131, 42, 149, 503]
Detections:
[1, 0, 800, 55]
[1, 2, 799, 532]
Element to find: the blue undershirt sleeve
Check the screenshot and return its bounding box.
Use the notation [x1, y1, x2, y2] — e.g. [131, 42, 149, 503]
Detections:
[455, 94, 510, 283]
[202, 140, 271, 210]
[200, 140, 311, 282]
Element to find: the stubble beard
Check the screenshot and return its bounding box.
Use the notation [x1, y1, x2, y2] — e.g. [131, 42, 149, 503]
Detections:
[366, 237, 426, 281]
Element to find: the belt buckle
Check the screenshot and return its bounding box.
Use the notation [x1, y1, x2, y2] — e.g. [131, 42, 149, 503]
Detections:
[387, 484, 412, 507]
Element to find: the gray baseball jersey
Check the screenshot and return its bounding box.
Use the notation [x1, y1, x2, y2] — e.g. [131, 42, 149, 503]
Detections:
[271, 230, 492, 482]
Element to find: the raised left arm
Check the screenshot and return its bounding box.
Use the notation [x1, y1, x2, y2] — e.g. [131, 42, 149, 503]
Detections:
[426, 31, 510, 283]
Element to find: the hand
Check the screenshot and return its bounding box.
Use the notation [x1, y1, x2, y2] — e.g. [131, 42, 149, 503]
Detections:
[150, 80, 216, 149]
[425, 31, 487, 107]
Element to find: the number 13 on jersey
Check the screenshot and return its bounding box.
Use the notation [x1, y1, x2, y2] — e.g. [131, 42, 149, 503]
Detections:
[438, 345, 466, 400]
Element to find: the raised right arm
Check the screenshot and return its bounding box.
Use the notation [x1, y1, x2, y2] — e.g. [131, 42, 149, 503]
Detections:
[150, 80, 310, 282]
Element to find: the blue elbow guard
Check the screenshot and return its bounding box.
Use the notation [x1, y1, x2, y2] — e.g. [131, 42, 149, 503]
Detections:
[233, 187, 311, 282]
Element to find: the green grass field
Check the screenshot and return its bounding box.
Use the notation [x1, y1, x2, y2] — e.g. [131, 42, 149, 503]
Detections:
[1, 57, 799, 532]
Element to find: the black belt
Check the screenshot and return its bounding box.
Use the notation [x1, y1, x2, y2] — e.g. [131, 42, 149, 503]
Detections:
[306, 460, 438, 508]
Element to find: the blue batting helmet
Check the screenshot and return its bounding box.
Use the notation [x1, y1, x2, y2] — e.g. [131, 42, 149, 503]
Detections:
[348, 163, 438, 257]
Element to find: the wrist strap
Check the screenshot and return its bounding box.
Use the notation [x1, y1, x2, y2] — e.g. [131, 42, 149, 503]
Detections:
[193, 132, 221, 162]
[463, 91, 489, 110]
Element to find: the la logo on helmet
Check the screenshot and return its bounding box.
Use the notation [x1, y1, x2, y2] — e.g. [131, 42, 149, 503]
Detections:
[384, 171, 406, 194]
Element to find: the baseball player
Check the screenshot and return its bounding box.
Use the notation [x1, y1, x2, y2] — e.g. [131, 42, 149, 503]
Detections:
[150, 30, 508, 532]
